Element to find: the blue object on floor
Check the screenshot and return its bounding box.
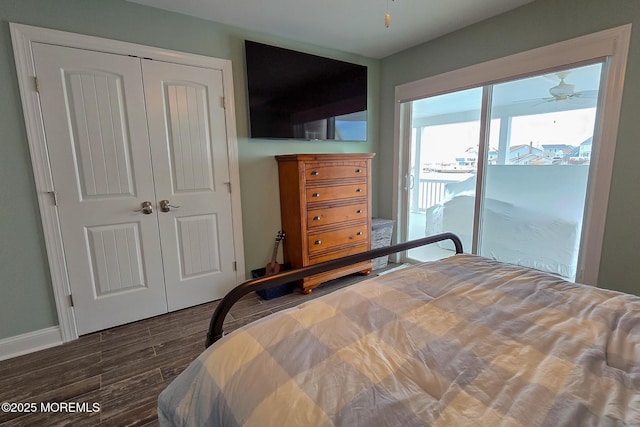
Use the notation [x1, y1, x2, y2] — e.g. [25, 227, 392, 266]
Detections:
[251, 268, 295, 300]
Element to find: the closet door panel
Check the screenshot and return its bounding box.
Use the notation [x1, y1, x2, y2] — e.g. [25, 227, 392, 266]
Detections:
[142, 60, 237, 311]
[32, 43, 167, 335]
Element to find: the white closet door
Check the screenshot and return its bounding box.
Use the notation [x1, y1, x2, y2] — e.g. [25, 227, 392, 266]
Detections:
[142, 60, 238, 311]
[32, 43, 168, 334]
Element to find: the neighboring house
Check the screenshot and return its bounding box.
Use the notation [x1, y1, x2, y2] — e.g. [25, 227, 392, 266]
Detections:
[542, 144, 575, 159]
[453, 147, 497, 168]
[510, 153, 553, 165]
[566, 137, 593, 163]
[579, 137, 593, 159]
[509, 144, 544, 163]
[454, 147, 479, 169]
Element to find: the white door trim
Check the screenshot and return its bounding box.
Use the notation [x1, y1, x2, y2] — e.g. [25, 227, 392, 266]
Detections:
[10, 23, 245, 342]
[393, 24, 631, 285]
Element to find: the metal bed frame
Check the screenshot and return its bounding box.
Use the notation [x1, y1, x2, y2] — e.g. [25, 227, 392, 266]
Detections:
[206, 232, 463, 347]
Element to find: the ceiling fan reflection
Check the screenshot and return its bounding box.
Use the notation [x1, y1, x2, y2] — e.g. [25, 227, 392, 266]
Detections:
[516, 71, 598, 106]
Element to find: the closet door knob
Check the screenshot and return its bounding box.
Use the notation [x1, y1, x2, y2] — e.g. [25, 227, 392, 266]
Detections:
[159, 199, 180, 212]
[134, 201, 153, 215]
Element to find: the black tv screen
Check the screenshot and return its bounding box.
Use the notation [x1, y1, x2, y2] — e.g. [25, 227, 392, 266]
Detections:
[245, 41, 367, 141]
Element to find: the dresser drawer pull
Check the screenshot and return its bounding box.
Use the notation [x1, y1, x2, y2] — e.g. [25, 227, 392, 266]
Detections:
[313, 216, 321, 221]
[356, 231, 363, 236]
[355, 169, 362, 173]
[314, 240, 322, 245]
[356, 188, 362, 193]
[311, 171, 319, 176]
[312, 193, 320, 198]
[356, 209, 363, 214]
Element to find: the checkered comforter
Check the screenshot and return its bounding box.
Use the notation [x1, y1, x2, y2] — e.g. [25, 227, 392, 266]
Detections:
[158, 254, 640, 426]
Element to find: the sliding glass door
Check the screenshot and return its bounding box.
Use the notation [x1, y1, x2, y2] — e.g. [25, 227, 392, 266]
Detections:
[401, 62, 603, 281]
[405, 87, 483, 260]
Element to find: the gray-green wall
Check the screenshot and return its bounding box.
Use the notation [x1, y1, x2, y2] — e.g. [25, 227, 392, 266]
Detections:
[379, 0, 640, 296]
[0, 0, 380, 339]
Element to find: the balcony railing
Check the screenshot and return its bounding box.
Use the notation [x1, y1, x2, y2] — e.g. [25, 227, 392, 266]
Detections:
[412, 177, 455, 212]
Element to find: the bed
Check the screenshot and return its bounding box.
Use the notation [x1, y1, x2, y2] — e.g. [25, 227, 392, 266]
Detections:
[158, 233, 639, 426]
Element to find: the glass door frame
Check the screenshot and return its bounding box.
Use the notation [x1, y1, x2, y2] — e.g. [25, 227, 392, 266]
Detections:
[392, 25, 631, 285]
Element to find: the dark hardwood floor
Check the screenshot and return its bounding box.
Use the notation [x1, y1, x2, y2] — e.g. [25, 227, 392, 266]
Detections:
[0, 268, 395, 426]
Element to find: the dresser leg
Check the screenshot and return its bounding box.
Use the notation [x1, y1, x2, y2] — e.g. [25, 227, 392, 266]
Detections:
[357, 269, 372, 276]
[301, 287, 313, 295]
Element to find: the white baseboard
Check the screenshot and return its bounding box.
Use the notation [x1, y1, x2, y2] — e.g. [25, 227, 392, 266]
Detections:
[0, 326, 63, 362]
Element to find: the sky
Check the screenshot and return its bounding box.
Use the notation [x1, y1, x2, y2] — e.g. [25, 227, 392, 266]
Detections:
[416, 108, 597, 166]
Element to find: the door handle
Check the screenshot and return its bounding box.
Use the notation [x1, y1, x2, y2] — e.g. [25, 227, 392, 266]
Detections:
[404, 174, 415, 191]
[134, 201, 153, 215]
[159, 199, 180, 212]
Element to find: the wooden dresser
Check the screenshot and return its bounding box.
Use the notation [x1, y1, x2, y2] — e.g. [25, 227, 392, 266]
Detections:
[276, 153, 375, 293]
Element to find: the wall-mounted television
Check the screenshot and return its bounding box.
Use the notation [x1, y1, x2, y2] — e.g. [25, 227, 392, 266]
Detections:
[244, 40, 367, 141]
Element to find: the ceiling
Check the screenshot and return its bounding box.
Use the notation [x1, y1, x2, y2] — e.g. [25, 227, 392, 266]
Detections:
[127, 0, 534, 58]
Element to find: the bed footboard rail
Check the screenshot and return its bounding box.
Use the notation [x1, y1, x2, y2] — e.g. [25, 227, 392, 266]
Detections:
[206, 232, 463, 347]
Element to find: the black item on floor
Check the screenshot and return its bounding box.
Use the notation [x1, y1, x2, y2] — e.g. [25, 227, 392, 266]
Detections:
[251, 268, 295, 300]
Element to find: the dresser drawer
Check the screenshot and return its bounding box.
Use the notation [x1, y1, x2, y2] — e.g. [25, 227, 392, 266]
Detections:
[304, 162, 367, 182]
[308, 243, 368, 265]
[306, 184, 367, 203]
[307, 203, 367, 228]
[308, 223, 368, 254]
